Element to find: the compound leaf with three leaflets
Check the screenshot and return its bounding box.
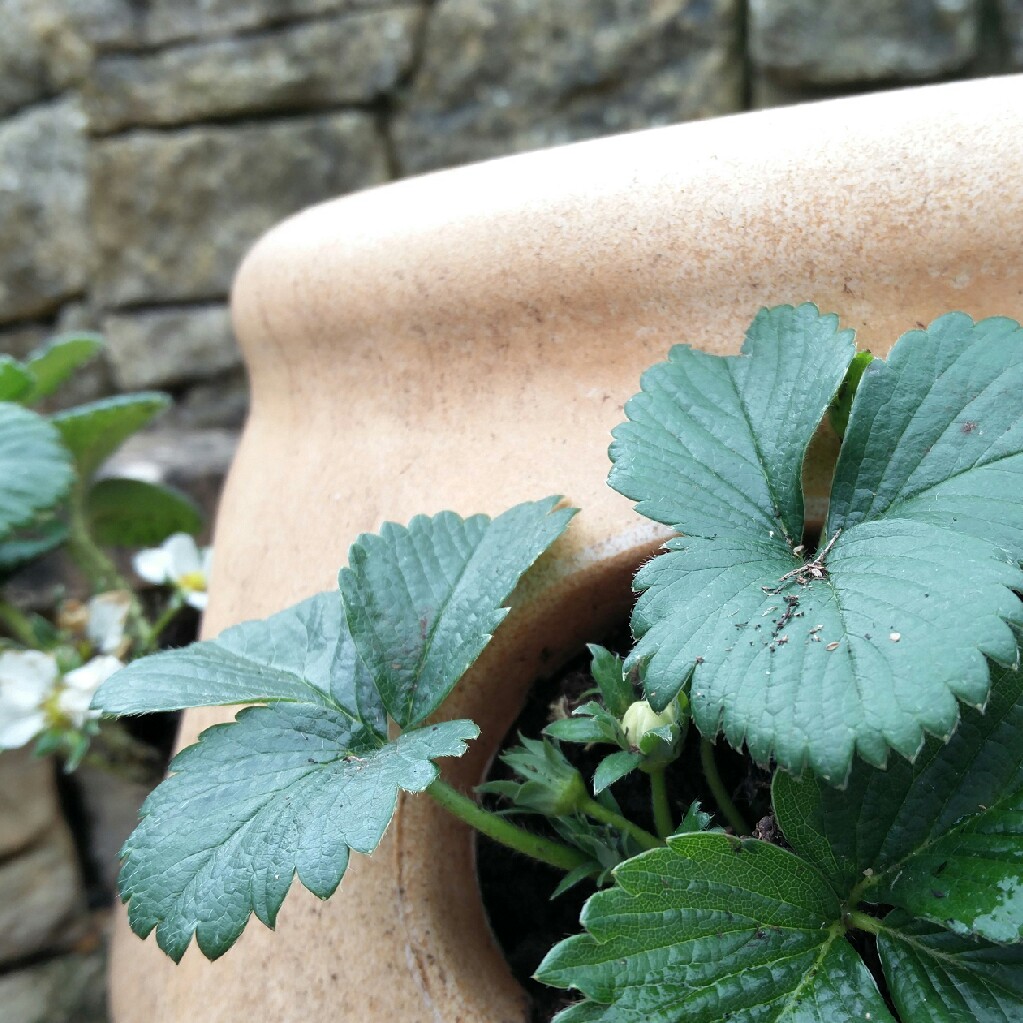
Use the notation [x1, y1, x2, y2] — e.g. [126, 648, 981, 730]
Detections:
[610, 306, 1023, 782]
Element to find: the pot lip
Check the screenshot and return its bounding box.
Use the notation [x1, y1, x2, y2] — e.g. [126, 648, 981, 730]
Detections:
[230, 73, 1023, 386]
[236, 74, 1022, 266]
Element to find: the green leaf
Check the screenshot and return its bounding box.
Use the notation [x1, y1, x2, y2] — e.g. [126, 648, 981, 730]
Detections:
[551, 864, 600, 900]
[51, 392, 169, 481]
[119, 707, 477, 961]
[774, 662, 1023, 944]
[633, 522, 1022, 781]
[479, 736, 586, 817]
[591, 750, 642, 794]
[0, 516, 69, 578]
[544, 702, 624, 746]
[828, 314, 1023, 553]
[86, 477, 202, 546]
[587, 644, 632, 717]
[878, 913, 1023, 1022]
[536, 832, 894, 1023]
[608, 303, 855, 543]
[0, 357, 35, 402]
[545, 715, 613, 744]
[22, 334, 103, 402]
[828, 349, 873, 438]
[94, 591, 385, 737]
[674, 800, 714, 835]
[340, 498, 575, 728]
[0, 403, 74, 538]
[615, 310, 1023, 781]
[549, 796, 643, 894]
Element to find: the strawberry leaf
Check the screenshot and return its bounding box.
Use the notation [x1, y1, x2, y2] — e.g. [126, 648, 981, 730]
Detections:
[52, 393, 169, 481]
[536, 833, 893, 1022]
[612, 309, 1023, 781]
[22, 333, 104, 403]
[0, 402, 73, 537]
[340, 498, 575, 728]
[877, 913, 1023, 1021]
[774, 661, 1023, 945]
[95, 591, 384, 737]
[119, 708, 477, 962]
[86, 477, 202, 546]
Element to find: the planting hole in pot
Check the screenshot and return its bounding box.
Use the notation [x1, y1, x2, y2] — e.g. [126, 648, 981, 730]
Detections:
[475, 620, 774, 1023]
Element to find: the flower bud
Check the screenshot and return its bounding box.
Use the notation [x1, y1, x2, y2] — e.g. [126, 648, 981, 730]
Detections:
[621, 699, 678, 748]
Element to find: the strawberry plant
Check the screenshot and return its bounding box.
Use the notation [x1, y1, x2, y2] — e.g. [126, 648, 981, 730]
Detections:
[96, 305, 1023, 1021]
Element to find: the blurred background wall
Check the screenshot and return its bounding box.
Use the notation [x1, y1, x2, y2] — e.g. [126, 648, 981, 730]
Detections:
[0, 5, 1020, 1017]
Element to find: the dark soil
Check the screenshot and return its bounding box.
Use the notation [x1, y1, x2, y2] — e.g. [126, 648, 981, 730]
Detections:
[476, 629, 774, 1023]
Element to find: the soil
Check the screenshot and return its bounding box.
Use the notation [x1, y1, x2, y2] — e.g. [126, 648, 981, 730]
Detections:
[476, 629, 774, 1023]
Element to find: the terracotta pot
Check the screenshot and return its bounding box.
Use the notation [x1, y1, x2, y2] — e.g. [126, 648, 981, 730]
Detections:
[110, 76, 1023, 1022]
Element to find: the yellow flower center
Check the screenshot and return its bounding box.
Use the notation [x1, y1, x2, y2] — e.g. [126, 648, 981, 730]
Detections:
[178, 571, 207, 592]
[42, 690, 69, 730]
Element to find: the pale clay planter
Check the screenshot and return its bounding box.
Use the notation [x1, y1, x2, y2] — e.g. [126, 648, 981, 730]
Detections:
[111, 77, 1023, 1022]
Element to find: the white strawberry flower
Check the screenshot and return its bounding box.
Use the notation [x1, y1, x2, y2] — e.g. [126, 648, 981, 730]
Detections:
[59, 655, 123, 729]
[0, 650, 59, 749]
[61, 590, 132, 657]
[0, 648, 124, 750]
[134, 533, 212, 611]
[86, 591, 131, 655]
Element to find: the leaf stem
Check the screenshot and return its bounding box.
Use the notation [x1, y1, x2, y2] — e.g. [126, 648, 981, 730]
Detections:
[66, 495, 124, 592]
[427, 779, 589, 872]
[700, 738, 751, 835]
[647, 764, 673, 839]
[145, 592, 185, 653]
[578, 793, 662, 850]
[65, 488, 149, 646]
[845, 909, 883, 936]
[0, 599, 38, 646]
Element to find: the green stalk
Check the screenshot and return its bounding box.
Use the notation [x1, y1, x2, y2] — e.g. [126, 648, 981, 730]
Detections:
[578, 793, 662, 851]
[0, 600, 38, 646]
[145, 592, 185, 652]
[66, 497, 126, 593]
[845, 909, 883, 936]
[648, 764, 674, 839]
[428, 779, 589, 872]
[700, 738, 751, 836]
[65, 490, 149, 648]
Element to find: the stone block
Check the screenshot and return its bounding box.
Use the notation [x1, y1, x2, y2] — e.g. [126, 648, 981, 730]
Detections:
[0, 0, 52, 114]
[749, 0, 980, 86]
[0, 949, 106, 1023]
[0, 101, 89, 325]
[392, 0, 742, 174]
[86, 8, 422, 133]
[164, 369, 250, 430]
[0, 0, 91, 116]
[68, 0, 407, 50]
[0, 822, 82, 963]
[102, 305, 239, 390]
[90, 115, 388, 307]
[1002, 0, 1023, 66]
[0, 320, 50, 362]
[0, 753, 83, 964]
[77, 764, 153, 896]
[104, 427, 240, 527]
[62, 0, 139, 51]
[0, 748, 55, 857]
